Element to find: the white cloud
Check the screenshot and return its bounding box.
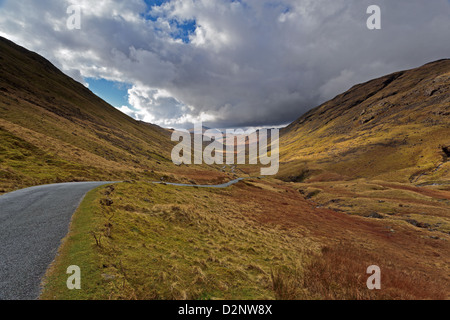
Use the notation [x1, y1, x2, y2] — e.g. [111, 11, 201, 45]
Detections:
[0, 0, 449, 128]
[125, 84, 216, 127]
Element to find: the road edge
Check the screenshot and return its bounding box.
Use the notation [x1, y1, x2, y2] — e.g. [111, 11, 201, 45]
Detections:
[39, 184, 112, 300]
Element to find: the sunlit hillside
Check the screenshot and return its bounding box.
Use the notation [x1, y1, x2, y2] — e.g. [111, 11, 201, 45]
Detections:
[278, 60, 450, 185]
[0, 36, 178, 192]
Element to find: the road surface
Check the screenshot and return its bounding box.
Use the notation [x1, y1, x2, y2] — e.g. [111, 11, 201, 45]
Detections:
[0, 181, 113, 300]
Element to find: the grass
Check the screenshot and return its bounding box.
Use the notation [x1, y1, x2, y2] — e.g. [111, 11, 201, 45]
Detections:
[0, 126, 129, 193]
[41, 178, 450, 300]
[41, 181, 314, 300]
[279, 60, 450, 184]
[3, 38, 449, 300]
[272, 243, 448, 300]
[295, 179, 450, 234]
[40, 185, 112, 300]
[0, 36, 186, 193]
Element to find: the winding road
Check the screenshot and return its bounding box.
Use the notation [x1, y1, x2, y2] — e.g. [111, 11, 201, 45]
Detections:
[0, 181, 113, 300]
[0, 178, 246, 300]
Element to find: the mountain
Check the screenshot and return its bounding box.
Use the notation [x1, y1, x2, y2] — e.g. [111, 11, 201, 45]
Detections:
[0, 36, 176, 193]
[278, 60, 450, 184]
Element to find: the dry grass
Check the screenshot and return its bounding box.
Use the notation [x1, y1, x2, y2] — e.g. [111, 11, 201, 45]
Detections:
[41, 181, 315, 300]
[0, 36, 183, 193]
[42, 178, 449, 300]
[295, 179, 450, 234]
[279, 60, 450, 184]
[272, 243, 447, 300]
[3, 37, 449, 300]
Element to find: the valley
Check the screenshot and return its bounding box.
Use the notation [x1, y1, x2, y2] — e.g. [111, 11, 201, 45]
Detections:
[0, 36, 449, 300]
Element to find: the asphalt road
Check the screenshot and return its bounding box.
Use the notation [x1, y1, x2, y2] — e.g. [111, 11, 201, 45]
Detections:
[0, 181, 113, 300]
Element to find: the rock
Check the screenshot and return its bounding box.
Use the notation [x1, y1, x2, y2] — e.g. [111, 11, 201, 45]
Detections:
[360, 115, 375, 124]
[101, 273, 116, 281]
[425, 88, 438, 96]
[305, 190, 321, 199]
[367, 212, 384, 219]
[406, 219, 431, 229]
[100, 198, 113, 206]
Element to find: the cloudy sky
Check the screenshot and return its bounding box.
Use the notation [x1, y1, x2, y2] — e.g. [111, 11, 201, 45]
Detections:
[0, 0, 449, 129]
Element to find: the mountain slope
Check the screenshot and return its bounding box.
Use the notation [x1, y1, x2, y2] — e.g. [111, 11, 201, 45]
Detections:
[279, 60, 450, 184]
[0, 36, 175, 193]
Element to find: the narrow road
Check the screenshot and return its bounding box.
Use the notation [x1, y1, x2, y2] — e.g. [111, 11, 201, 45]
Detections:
[0, 181, 113, 300]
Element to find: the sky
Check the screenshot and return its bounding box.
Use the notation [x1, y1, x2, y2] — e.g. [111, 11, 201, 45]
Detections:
[0, 0, 449, 129]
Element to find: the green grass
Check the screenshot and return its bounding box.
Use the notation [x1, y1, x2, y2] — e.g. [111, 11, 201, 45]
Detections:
[41, 182, 313, 300]
[41, 185, 112, 300]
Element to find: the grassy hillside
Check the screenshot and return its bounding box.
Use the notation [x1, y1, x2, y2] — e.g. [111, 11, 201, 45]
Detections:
[279, 60, 450, 184]
[0, 36, 178, 193]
